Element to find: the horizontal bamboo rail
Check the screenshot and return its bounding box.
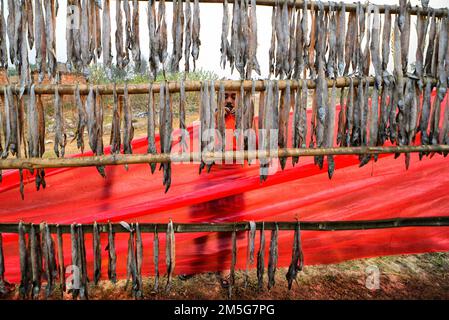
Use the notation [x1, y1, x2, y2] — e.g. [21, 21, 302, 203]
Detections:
[0, 216, 449, 234]
[135, 0, 448, 18]
[0, 76, 439, 96]
[0, 145, 447, 170]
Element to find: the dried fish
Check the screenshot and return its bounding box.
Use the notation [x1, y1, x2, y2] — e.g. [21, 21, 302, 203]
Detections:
[415, 8, 428, 85]
[268, 5, 276, 76]
[131, 0, 141, 69]
[0, 0, 7, 68]
[123, 83, 134, 155]
[93, 222, 101, 285]
[135, 223, 144, 299]
[30, 224, 41, 299]
[248, 0, 260, 77]
[371, 6, 381, 87]
[293, 5, 303, 78]
[382, 6, 391, 76]
[170, 0, 184, 72]
[102, 0, 112, 67]
[335, 2, 345, 76]
[344, 11, 356, 75]
[110, 83, 121, 154]
[244, 221, 256, 288]
[153, 227, 159, 291]
[157, 0, 168, 69]
[6, 0, 15, 65]
[406, 79, 418, 166]
[286, 222, 303, 290]
[326, 3, 337, 79]
[147, 84, 157, 173]
[160, 83, 173, 192]
[400, 2, 411, 73]
[115, 0, 125, 68]
[325, 83, 336, 178]
[2, 86, 17, 158]
[393, 17, 405, 146]
[441, 92, 449, 148]
[77, 224, 88, 299]
[267, 223, 278, 290]
[315, 69, 327, 168]
[107, 222, 117, 283]
[27, 84, 39, 160]
[94, 0, 102, 60]
[54, 86, 66, 158]
[165, 220, 175, 292]
[184, 0, 192, 72]
[337, 87, 346, 146]
[73, 84, 86, 153]
[70, 224, 79, 299]
[424, 13, 437, 76]
[220, 0, 230, 69]
[56, 225, 65, 295]
[292, 79, 308, 165]
[125, 225, 136, 295]
[256, 222, 265, 290]
[35, 0, 46, 82]
[45, 0, 57, 77]
[19, 222, 29, 298]
[228, 228, 237, 299]
[147, 0, 158, 77]
[123, 0, 132, 65]
[278, 81, 290, 170]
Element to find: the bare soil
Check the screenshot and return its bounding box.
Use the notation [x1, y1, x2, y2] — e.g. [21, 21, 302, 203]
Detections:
[2, 252, 449, 300]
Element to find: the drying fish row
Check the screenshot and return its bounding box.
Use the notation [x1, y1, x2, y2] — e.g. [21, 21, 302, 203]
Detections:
[0, 220, 304, 299]
[0, 0, 201, 88]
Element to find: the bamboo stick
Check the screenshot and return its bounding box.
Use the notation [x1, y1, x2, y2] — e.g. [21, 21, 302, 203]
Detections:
[0, 77, 438, 96]
[0, 145, 448, 170]
[1, 216, 449, 234]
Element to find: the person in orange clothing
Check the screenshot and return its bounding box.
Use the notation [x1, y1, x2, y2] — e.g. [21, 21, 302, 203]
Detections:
[182, 91, 250, 289]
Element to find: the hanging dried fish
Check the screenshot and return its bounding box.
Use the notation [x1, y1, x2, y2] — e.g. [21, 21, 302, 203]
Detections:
[123, 83, 134, 155]
[165, 220, 175, 292]
[70, 224, 79, 299]
[336, 2, 345, 76]
[94, 0, 102, 60]
[361, 84, 380, 167]
[183, 0, 192, 72]
[77, 224, 88, 300]
[244, 221, 256, 288]
[279, 81, 290, 170]
[125, 223, 136, 295]
[274, 0, 283, 77]
[19, 222, 29, 298]
[30, 224, 41, 299]
[56, 225, 65, 295]
[116, 0, 125, 68]
[420, 79, 433, 147]
[2, 86, 16, 157]
[6, 0, 15, 65]
[325, 83, 336, 178]
[0, 0, 7, 68]
[371, 6, 381, 87]
[131, 0, 141, 69]
[424, 13, 437, 76]
[382, 6, 391, 76]
[148, 0, 159, 77]
[248, 0, 260, 77]
[102, 0, 112, 67]
[293, 4, 302, 78]
[27, 84, 39, 160]
[106, 222, 117, 283]
[179, 79, 188, 153]
[326, 3, 337, 79]
[259, 81, 271, 181]
[45, 0, 57, 77]
[257, 222, 265, 290]
[160, 83, 173, 192]
[35, 0, 46, 82]
[93, 222, 101, 285]
[237, 0, 249, 79]
[287, 4, 296, 79]
[344, 11, 356, 75]
[336, 87, 346, 146]
[268, 5, 276, 77]
[135, 223, 143, 299]
[109, 83, 121, 154]
[191, 0, 200, 71]
[415, 8, 427, 85]
[220, 0, 230, 69]
[41, 223, 56, 298]
[286, 222, 303, 290]
[315, 70, 327, 169]
[405, 79, 418, 167]
[54, 86, 66, 158]
[267, 223, 278, 290]
[393, 17, 405, 145]
[228, 228, 237, 299]
[217, 82, 226, 154]
[73, 84, 87, 153]
[157, 0, 168, 70]
[144, 84, 157, 174]
[123, 0, 132, 65]
[19, 6, 31, 98]
[441, 92, 449, 148]
[153, 227, 159, 291]
[170, 0, 184, 72]
[208, 81, 217, 170]
[400, 2, 411, 73]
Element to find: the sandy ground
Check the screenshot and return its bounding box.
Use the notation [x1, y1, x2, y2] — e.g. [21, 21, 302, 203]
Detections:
[2, 252, 449, 300]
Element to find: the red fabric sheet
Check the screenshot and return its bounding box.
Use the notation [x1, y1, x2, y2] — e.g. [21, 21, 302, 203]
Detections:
[1, 95, 449, 283]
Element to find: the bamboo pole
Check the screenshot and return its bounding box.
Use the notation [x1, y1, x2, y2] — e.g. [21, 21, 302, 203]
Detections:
[1, 216, 449, 234]
[0, 76, 439, 96]
[0, 145, 448, 170]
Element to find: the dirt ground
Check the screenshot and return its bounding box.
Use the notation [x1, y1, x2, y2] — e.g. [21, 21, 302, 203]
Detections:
[2, 251, 449, 300]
